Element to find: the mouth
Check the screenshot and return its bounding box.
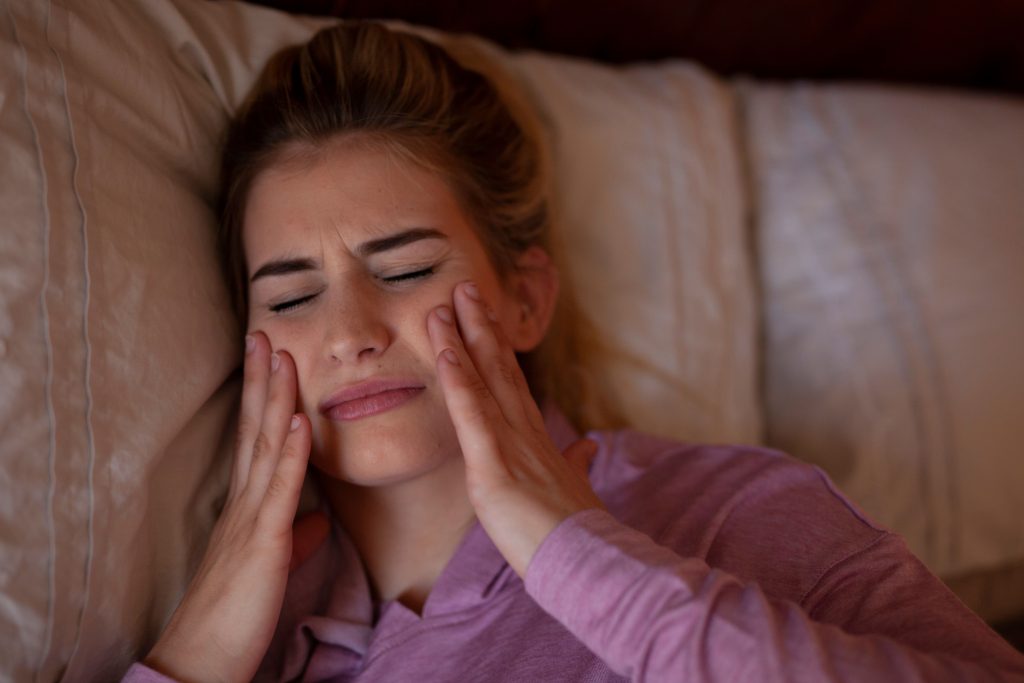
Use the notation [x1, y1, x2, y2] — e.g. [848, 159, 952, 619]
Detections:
[319, 379, 426, 422]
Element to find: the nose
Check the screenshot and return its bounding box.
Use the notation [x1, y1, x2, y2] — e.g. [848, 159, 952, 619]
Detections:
[324, 288, 391, 364]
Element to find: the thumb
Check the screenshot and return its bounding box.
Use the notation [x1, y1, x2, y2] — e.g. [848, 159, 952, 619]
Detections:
[563, 438, 599, 479]
[289, 511, 330, 572]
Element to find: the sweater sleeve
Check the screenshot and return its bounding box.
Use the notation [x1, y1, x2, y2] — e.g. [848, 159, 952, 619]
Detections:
[524, 508, 1024, 682]
[120, 662, 179, 682]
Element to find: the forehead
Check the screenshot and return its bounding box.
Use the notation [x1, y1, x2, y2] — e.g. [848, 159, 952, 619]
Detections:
[242, 141, 476, 265]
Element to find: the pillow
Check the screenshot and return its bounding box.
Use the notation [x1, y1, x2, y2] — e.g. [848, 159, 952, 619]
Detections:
[744, 80, 1024, 580]
[0, 2, 331, 681]
[0, 0, 759, 679]
[469, 43, 761, 447]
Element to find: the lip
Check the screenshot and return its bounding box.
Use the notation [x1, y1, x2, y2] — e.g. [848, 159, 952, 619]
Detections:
[318, 378, 426, 421]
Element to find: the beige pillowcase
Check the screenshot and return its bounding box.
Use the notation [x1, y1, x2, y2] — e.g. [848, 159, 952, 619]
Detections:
[511, 52, 760, 446]
[1, 1, 759, 680]
[745, 81, 1024, 579]
[1, 2, 330, 680]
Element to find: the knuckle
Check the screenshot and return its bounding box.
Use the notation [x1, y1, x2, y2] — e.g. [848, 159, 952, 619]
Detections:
[496, 360, 518, 387]
[280, 439, 302, 462]
[252, 431, 272, 460]
[470, 377, 492, 405]
[266, 472, 288, 498]
[529, 420, 548, 440]
[468, 402, 491, 424]
[236, 416, 258, 443]
[233, 429, 249, 457]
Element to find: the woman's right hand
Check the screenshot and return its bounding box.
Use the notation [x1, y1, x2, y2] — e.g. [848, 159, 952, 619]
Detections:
[143, 331, 327, 683]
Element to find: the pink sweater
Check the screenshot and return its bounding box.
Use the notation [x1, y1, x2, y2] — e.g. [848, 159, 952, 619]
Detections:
[124, 408, 1024, 681]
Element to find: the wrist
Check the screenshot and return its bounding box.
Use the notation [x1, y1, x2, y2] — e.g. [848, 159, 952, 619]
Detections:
[143, 631, 233, 683]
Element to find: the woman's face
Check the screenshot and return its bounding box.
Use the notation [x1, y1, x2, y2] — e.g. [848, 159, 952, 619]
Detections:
[243, 141, 529, 486]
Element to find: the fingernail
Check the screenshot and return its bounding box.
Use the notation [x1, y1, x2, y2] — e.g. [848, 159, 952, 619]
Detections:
[442, 348, 460, 366]
[486, 307, 498, 323]
[463, 281, 481, 301]
[245, 335, 255, 354]
[271, 352, 280, 372]
[289, 414, 300, 432]
[436, 306, 453, 324]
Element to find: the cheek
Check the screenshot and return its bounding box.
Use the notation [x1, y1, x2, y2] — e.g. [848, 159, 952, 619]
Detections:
[244, 321, 320, 411]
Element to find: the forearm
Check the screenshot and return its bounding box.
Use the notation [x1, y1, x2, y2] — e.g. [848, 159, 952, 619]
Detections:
[525, 509, 1024, 682]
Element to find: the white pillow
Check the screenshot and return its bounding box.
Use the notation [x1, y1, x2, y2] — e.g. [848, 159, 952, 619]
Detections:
[509, 53, 760, 447]
[0, 1, 759, 679]
[744, 80, 1024, 579]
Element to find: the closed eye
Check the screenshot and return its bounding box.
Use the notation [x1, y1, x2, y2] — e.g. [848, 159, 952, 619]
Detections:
[382, 266, 435, 284]
[269, 294, 317, 314]
[268, 267, 436, 314]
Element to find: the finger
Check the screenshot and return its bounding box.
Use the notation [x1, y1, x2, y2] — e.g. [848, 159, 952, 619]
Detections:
[289, 510, 330, 572]
[245, 349, 299, 502]
[563, 438, 599, 479]
[449, 281, 543, 433]
[257, 411, 312, 537]
[230, 331, 271, 498]
[428, 316, 508, 480]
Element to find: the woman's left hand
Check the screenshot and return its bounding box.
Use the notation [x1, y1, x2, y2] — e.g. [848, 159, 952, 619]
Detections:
[426, 280, 607, 579]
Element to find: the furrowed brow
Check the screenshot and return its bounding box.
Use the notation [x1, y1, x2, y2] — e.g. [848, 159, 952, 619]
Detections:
[250, 227, 447, 283]
[249, 257, 317, 283]
[356, 227, 447, 257]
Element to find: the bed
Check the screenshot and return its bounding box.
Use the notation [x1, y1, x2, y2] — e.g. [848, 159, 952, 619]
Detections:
[2, 0, 1022, 680]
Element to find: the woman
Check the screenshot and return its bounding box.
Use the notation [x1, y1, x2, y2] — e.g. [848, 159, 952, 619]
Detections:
[124, 21, 1024, 682]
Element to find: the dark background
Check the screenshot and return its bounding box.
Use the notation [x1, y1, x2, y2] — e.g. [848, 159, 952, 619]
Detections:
[244, 0, 1024, 93]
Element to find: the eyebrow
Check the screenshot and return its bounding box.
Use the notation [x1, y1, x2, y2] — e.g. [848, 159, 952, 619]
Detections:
[249, 227, 447, 283]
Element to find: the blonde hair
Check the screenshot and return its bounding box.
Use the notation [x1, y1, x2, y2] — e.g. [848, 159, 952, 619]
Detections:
[219, 21, 623, 433]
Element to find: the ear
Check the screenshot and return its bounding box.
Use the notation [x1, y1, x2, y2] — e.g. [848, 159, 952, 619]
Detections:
[504, 246, 559, 352]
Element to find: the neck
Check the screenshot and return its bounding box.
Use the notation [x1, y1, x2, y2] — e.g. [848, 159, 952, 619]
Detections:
[316, 453, 476, 616]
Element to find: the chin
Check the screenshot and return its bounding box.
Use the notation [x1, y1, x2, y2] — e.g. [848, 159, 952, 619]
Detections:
[310, 414, 458, 487]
